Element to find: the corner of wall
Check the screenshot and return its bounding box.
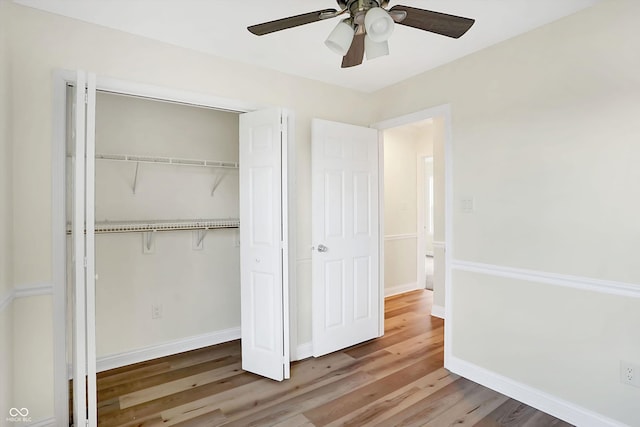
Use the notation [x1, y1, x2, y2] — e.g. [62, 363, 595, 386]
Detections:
[0, 0, 15, 420]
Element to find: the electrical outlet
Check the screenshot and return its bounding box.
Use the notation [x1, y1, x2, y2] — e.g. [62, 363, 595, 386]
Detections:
[620, 361, 640, 387]
[151, 304, 162, 320]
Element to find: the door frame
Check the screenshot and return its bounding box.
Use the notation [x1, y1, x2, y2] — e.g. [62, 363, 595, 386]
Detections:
[370, 104, 453, 365]
[418, 155, 435, 290]
[51, 70, 297, 424]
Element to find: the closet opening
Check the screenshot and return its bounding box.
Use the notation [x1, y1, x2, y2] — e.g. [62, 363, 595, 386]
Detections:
[57, 73, 294, 425]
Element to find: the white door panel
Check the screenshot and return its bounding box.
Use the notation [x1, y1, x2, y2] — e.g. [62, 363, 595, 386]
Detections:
[71, 70, 87, 427]
[240, 108, 290, 381]
[312, 119, 380, 357]
[71, 70, 98, 426]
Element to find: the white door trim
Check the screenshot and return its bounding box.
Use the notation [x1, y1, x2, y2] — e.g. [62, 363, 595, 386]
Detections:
[370, 104, 453, 365]
[52, 70, 297, 424]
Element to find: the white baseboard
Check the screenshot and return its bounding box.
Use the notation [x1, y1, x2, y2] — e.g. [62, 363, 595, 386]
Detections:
[68, 327, 241, 375]
[294, 342, 313, 361]
[385, 282, 420, 297]
[430, 304, 445, 319]
[447, 356, 627, 427]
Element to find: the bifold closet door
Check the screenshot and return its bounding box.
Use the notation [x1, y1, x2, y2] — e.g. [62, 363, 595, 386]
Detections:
[239, 108, 290, 381]
[70, 70, 98, 426]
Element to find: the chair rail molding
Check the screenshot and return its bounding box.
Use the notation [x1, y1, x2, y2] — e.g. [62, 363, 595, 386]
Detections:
[384, 233, 418, 241]
[0, 283, 54, 313]
[452, 260, 640, 298]
[14, 282, 54, 299]
[0, 288, 12, 312]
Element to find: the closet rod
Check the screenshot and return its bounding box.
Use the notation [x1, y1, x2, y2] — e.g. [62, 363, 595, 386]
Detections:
[66, 219, 240, 235]
[95, 153, 239, 169]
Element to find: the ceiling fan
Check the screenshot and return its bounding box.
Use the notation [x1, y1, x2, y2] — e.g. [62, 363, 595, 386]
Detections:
[247, 0, 475, 68]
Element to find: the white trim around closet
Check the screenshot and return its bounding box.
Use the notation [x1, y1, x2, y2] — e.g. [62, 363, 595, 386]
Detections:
[51, 69, 290, 426]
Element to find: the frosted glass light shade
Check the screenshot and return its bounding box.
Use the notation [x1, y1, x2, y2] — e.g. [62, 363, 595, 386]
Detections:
[325, 21, 355, 56]
[364, 7, 394, 42]
[365, 35, 389, 60]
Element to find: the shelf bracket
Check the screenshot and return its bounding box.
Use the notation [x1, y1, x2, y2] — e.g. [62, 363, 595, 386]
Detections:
[143, 230, 155, 254]
[192, 228, 208, 250]
[132, 162, 140, 194]
[211, 171, 226, 196]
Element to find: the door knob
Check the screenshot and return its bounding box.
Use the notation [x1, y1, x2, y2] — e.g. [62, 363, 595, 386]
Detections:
[317, 244, 328, 253]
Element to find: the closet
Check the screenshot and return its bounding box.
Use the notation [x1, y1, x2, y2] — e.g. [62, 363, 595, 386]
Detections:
[87, 91, 241, 360]
[61, 71, 291, 426]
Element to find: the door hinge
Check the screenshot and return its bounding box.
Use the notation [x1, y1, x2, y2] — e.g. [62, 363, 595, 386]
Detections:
[84, 91, 88, 104]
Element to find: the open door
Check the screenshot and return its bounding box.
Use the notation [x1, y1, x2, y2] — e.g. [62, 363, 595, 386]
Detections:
[239, 108, 290, 381]
[70, 70, 98, 426]
[311, 119, 381, 357]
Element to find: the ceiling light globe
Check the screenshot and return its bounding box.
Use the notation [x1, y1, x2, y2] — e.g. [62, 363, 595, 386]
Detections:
[365, 35, 389, 60]
[325, 20, 355, 56]
[365, 7, 394, 43]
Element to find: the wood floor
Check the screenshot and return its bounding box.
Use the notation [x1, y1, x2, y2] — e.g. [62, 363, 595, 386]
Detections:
[81, 290, 573, 426]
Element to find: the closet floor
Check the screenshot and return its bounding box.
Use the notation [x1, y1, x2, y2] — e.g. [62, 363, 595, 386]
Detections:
[72, 290, 572, 426]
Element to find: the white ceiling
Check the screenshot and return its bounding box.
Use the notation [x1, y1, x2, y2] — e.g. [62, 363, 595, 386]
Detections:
[14, 0, 600, 92]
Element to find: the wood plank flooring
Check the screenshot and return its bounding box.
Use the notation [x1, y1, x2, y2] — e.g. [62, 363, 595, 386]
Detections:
[76, 290, 573, 426]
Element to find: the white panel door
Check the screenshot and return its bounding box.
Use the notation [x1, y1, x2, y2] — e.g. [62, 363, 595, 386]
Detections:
[239, 108, 290, 381]
[71, 70, 98, 426]
[312, 119, 380, 357]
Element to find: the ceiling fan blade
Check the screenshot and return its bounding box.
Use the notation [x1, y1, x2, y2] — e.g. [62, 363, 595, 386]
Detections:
[389, 5, 475, 39]
[248, 9, 338, 36]
[341, 33, 365, 68]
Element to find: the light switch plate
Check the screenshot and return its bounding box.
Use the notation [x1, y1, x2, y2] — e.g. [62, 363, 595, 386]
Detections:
[461, 197, 475, 213]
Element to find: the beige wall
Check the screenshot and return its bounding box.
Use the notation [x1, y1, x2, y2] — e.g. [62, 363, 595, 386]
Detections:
[373, 0, 640, 424]
[0, 0, 14, 420]
[6, 2, 375, 421]
[7, 0, 640, 424]
[383, 126, 419, 294]
[383, 124, 435, 296]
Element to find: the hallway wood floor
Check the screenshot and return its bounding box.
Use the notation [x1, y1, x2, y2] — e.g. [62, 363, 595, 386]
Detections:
[86, 290, 573, 426]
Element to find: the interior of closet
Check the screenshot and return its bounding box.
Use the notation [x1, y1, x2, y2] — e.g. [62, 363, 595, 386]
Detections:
[66, 88, 242, 370]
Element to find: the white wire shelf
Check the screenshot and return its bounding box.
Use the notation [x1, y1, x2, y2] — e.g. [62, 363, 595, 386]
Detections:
[95, 153, 239, 169]
[67, 219, 240, 234]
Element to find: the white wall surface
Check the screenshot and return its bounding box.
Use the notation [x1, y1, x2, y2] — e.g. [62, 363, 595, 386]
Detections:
[6, 2, 375, 421]
[373, 0, 640, 424]
[88, 93, 241, 357]
[0, 0, 14, 420]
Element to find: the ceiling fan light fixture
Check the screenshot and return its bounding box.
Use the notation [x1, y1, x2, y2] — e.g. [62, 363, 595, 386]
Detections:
[364, 7, 394, 43]
[365, 35, 389, 60]
[325, 20, 355, 56]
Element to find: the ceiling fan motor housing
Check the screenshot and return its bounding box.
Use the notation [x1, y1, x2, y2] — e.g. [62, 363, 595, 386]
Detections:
[337, 0, 389, 10]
